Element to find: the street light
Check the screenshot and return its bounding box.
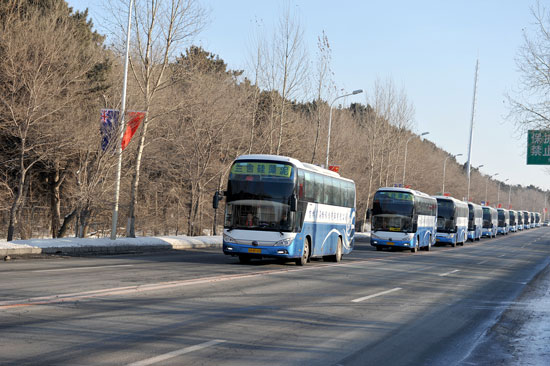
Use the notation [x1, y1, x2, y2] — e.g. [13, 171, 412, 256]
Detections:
[485, 173, 498, 204]
[402, 131, 429, 185]
[497, 178, 509, 207]
[326, 89, 363, 168]
[442, 153, 463, 195]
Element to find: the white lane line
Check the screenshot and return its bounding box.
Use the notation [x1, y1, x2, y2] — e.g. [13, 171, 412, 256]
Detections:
[126, 340, 225, 366]
[351, 287, 402, 303]
[477, 260, 488, 265]
[32, 264, 134, 273]
[498, 254, 506, 258]
[439, 269, 460, 277]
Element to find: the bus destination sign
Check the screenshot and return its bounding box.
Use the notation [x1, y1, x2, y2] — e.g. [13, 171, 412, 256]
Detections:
[527, 130, 550, 165]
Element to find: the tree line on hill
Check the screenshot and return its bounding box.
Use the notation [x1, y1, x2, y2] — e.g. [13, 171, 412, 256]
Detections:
[0, 0, 548, 240]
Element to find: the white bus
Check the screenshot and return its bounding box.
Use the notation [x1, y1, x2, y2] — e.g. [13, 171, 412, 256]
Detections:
[482, 206, 498, 238]
[216, 155, 356, 265]
[467, 202, 483, 241]
[434, 195, 469, 247]
[370, 187, 437, 252]
[509, 210, 518, 232]
[497, 208, 510, 235]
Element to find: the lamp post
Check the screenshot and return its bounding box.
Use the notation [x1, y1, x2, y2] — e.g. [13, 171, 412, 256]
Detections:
[497, 178, 509, 207]
[111, 0, 134, 240]
[442, 153, 462, 194]
[485, 173, 498, 205]
[326, 89, 363, 168]
[402, 132, 429, 185]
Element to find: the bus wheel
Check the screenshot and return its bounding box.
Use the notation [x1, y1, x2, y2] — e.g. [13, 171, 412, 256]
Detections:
[333, 237, 343, 262]
[238, 255, 251, 264]
[296, 239, 310, 266]
[411, 238, 419, 253]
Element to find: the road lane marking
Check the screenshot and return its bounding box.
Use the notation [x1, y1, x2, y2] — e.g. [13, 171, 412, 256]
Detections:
[351, 287, 402, 303]
[32, 264, 134, 273]
[477, 260, 488, 265]
[439, 269, 460, 277]
[126, 340, 225, 366]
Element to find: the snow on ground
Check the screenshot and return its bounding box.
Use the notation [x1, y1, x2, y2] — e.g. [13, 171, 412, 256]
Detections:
[0, 235, 222, 250]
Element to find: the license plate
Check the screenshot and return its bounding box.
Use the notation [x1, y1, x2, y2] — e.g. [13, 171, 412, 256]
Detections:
[386, 242, 394, 245]
[436, 238, 440, 242]
[248, 248, 261, 254]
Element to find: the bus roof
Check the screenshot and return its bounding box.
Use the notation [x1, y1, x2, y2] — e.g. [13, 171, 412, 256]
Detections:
[432, 195, 468, 207]
[468, 202, 482, 209]
[234, 154, 351, 181]
[375, 187, 435, 200]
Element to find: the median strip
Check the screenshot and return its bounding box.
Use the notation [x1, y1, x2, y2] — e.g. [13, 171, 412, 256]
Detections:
[351, 287, 402, 303]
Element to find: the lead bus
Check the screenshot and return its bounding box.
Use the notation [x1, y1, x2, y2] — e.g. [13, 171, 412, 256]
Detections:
[215, 155, 356, 265]
[370, 188, 437, 252]
[434, 195, 469, 247]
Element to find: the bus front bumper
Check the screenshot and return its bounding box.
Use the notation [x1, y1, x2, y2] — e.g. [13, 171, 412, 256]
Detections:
[435, 233, 456, 244]
[223, 242, 300, 259]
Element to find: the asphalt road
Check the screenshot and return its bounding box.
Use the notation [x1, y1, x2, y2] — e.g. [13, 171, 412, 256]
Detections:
[1, 228, 549, 366]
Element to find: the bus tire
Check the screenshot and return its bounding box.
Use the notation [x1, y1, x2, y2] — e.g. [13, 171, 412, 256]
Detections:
[333, 237, 343, 262]
[238, 255, 251, 264]
[296, 238, 310, 266]
[411, 237, 419, 253]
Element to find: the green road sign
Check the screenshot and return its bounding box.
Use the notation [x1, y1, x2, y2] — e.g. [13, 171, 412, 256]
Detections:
[527, 130, 550, 165]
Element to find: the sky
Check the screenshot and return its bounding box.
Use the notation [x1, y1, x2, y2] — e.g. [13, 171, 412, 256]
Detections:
[67, 0, 549, 191]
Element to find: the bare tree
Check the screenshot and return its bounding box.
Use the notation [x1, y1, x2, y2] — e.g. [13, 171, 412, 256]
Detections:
[108, 0, 208, 237]
[266, 4, 309, 155]
[0, 2, 104, 240]
[509, 2, 550, 131]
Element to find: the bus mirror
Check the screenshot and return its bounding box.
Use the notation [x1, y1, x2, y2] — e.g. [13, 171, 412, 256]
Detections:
[213, 191, 221, 209]
[290, 194, 298, 212]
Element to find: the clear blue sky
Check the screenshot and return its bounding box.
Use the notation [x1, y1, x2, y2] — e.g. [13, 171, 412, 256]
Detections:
[68, 0, 549, 191]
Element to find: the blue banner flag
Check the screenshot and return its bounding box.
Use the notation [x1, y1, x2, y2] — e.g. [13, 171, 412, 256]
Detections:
[100, 109, 119, 151]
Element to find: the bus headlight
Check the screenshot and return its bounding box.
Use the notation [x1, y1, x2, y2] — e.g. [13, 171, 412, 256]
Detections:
[275, 238, 293, 247]
[223, 234, 237, 244]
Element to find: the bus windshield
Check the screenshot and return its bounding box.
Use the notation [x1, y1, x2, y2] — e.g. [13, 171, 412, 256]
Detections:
[498, 211, 506, 226]
[372, 191, 414, 232]
[468, 206, 476, 230]
[224, 161, 295, 231]
[437, 199, 455, 232]
[482, 208, 492, 228]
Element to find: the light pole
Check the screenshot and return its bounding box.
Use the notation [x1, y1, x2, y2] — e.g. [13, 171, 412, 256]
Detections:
[402, 132, 429, 185]
[442, 153, 462, 194]
[326, 89, 363, 168]
[485, 173, 498, 205]
[111, 0, 134, 240]
[497, 178, 509, 207]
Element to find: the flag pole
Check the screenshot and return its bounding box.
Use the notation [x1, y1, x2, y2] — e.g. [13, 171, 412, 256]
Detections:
[111, 0, 134, 240]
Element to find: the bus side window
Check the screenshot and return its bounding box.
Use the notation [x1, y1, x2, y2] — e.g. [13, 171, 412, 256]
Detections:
[297, 170, 305, 199]
[313, 173, 323, 203]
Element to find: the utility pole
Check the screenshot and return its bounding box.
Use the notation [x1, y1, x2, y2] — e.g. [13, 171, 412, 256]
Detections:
[466, 59, 479, 201]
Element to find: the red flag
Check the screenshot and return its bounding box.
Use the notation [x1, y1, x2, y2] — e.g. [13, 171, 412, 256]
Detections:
[328, 165, 340, 173]
[121, 111, 145, 150]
